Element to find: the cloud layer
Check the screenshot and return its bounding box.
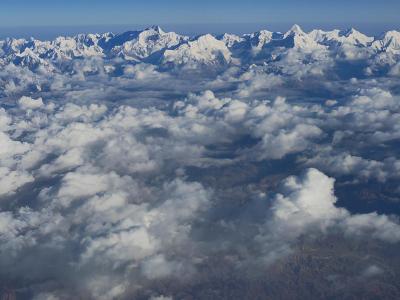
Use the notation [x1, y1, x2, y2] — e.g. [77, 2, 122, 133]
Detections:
[0, 25, 400, 299]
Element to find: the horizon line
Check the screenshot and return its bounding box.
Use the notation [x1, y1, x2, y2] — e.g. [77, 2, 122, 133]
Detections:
[0, 22, 399, 40]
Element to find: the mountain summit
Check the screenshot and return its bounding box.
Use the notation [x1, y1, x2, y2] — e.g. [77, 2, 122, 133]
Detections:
[0, 25, 398, 70]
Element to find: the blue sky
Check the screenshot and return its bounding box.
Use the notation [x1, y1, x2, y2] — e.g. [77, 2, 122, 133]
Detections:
[1, 0, 399, 26]
[0, 0, 399, 37]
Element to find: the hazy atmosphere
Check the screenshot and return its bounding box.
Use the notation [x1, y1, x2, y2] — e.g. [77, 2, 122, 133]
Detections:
[0, 0, 399, 38]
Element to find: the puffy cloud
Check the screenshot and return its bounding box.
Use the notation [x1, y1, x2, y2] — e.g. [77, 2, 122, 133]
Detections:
[270, 169, 345, 229]
[257, 123, 322, 159]
[304, 148, 400, 182]
[0, 26, 400, 299]
[17, 96, 44, 110]
[236, 67, 283, 98]
[0, 167, 33, 196]
[0, 131, 30, 162]
[257, 169, 400, 263]
[342, 213, 400, 243]
[123, 63, 167, 81]
[0, 171, 210, 297]
[1, 83, 400, 297]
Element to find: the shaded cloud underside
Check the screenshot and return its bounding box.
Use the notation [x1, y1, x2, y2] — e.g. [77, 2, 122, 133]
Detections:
[0, 25, 400, 299]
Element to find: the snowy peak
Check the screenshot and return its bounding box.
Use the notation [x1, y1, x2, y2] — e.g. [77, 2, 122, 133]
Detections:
[248, 30, 275, 48]
[106, 26, 187, 61]
[309, 29, 340, 42]
[372, 30, 400, 53]
[339, 28, 373, 46]
[145, 25, 165, 34]
[1, 25, 400, 72]
[280, 25, 322, 50]
[50, 35, 104, 59]
[218, 33, 244, 48]
[2, 38, 27, 54]
[161, 34, 231, 68]
[285, 24, 305, 37]
[341, 28, 358, 37]
[308, 27, 373, 48]
[13, 47, 54, 71]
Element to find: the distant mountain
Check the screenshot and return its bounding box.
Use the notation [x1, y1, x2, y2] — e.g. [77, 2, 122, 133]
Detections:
[309, 28, 374, 48]
[105, 26, 188, 61]
[161, 34, 231, 69]
[371, 31, 400, 54]
[0, 25, 399, 71]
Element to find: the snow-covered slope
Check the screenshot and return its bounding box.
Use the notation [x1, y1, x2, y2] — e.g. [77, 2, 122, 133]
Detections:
[274, 24, 324, 50]
[0, 25, 399, 71]
[218, 33, 244, 48]
[309, 28, 374, 48]
[371, 31, 400, 54]
[107, 26, 188, 61]
[161, 34, 232, 68]
[13, 47, 53, 70]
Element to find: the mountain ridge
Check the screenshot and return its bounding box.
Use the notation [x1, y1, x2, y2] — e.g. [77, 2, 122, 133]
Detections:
[1, 25, 399, 70]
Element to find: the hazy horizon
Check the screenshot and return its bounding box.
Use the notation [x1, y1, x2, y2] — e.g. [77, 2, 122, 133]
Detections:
[0, 22, 399, 39]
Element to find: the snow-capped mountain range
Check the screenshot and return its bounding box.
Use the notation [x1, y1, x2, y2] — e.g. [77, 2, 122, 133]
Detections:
[1, 25, 400, 71]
